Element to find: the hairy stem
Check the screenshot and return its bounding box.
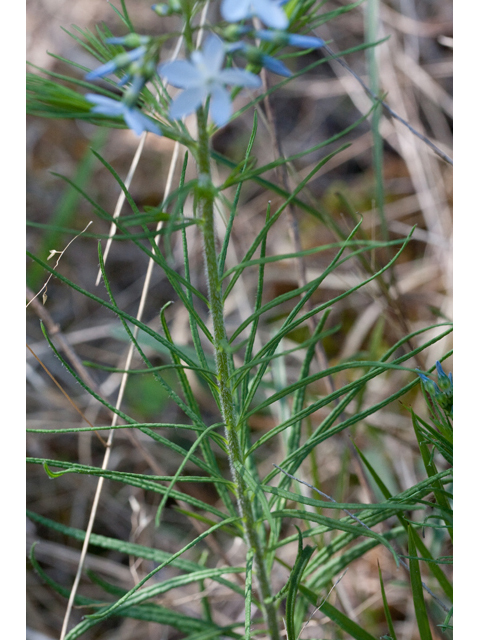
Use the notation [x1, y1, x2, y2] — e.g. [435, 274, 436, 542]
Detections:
[196, 106, 280, 640]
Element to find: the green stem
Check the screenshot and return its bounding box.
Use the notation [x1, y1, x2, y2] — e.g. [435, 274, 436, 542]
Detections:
[195, 106, 280, 640]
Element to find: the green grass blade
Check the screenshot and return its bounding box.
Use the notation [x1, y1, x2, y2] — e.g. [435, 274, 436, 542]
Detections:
[154, 423, 221, 527]
[285, 542, 315, 640]
[408, 526, 434, 640]
[244, 550, 254, 640]
[95, 255, 223, 450]
[218, 112, 258, 276]
[410, 409, 453, 542]
[29, 253, 211, 373]
[223, 143, 352, 300]
[82, 516, 241, 622]
[378, 562, 398, 640]
[261, 327, 452, 475]
[29, 457, 231, 518]
[353, 442, 453, 602]
[315, 599, 379, 640]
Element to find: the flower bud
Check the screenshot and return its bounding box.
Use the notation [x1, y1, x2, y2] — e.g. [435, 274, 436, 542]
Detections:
[222, 24, 251, 42]
[417, 362, 453, 416]
[417, 371, 439, 398]
[151, 0, 181, 17]
[255, 29, 324, 50]
[435, 361, 452, 393]
[106, 34, 151, 48]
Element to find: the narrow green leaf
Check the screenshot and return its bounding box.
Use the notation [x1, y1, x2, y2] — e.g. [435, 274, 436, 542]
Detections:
[119, 0, 135, 31]
[84, 516, 241, 622]
[29, 457, 231, 519]
[155, 423, 220, 527]
[408, 526, 434, 640]
[353, 442, 453, 602]
[233, 462, 275, 535]
[42, 462, 75, 479]
[410, 409, 453, 542]
[378, 562, 398, 640]
[223, 144, 352, 301]
[285, 543, 315, 640]
[316, 599, 379, 640]
[270, 507, 400, 562]
[32, 541, 243, 640]
[260, 328, 452, 474]
[303, 473, 449, 586]
[244, 550, 254, 640]
[218, 112, 258, 276]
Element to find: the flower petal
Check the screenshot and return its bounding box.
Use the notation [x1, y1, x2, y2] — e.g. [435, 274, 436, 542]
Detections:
[260, 54, 291, 77]
[86, 60, 119, 81]
[124, 108, 162, 136]
[218, 68, 262, 88]
[169, 86, 207, 120]
[202, 36, 226, 74]
[253, 0, 288, 29]
[286, 33, 325, 49]
[159, 60, 203, 88]
[225, 42, 247, 54]
[221, 0, 252, 23]
[255, 29, 325, 49]
[209, 86, 232, 127]
[85, 94, 125, 116]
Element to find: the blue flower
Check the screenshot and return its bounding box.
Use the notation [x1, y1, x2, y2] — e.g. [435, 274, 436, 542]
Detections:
[85, 47, 147, 81]
[106, 35, 150, 46]
[85, 94, 162, 136]
[255, 29, 325, 49]
[159, 36, 261, 127]
[417, 371, 439, 398]
[221, 0, 289, 30]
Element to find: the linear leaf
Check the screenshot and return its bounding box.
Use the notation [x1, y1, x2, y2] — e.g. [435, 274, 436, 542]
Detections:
[378, 562, 398, 640]
[408, 526, 434, 640]
[285, 540, 315, 640]
[28, 457, 231, 520]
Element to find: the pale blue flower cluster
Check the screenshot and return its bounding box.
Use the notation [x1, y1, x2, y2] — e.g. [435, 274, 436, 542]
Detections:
[83, 0, 325, 134]
[221, 0, 289, 30]
[84, 36, 162, 136]
[218, 0, 324, 81]
[220, 0, 324, 50]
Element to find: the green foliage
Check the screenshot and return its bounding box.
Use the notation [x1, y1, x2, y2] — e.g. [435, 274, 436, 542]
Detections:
[26, 1, 452, 639]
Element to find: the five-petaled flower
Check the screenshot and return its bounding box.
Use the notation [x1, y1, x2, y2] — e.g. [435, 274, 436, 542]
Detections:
[159, 36, 261, 127]
[221, 0, 289, 30]
[85, 94, 162, 136]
